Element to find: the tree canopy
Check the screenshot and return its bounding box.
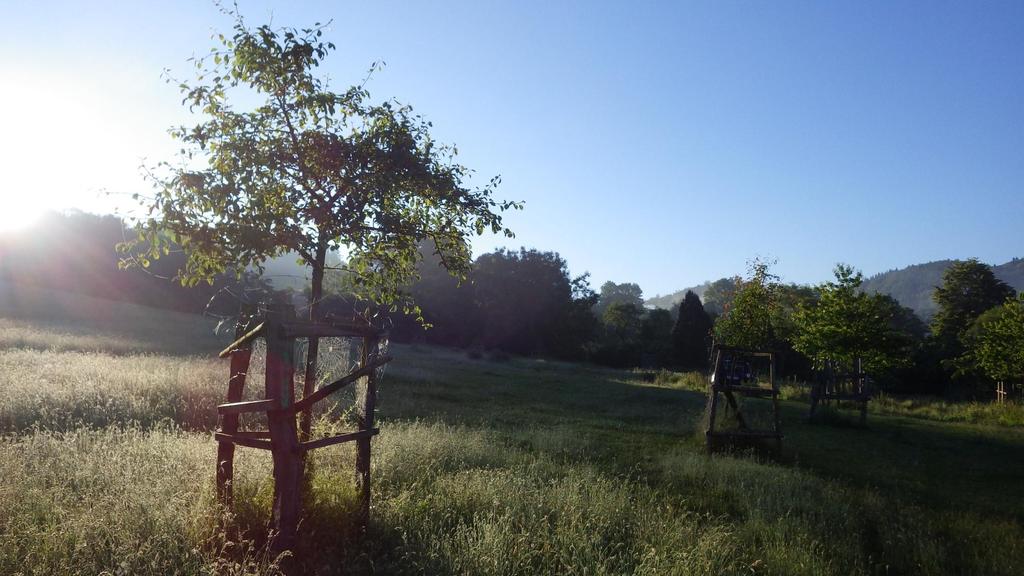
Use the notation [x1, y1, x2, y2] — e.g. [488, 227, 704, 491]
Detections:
[793, 264, 914, 373]
[672, 290, 712, 370]
[931, 259, 1016, 378]
[966, 294, 1024, 383]
[700, 277, 737, 318]
[932, 259, 1016, 345]
[121, 10, 519, 321]
[594, 282, 644, 316]
[472, 248, 593, 356]
[713, 259, 791, 351]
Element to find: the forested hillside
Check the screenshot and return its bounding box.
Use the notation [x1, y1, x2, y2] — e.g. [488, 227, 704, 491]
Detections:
[646, 282, 712, 310]
[862, 258, 1024, 320]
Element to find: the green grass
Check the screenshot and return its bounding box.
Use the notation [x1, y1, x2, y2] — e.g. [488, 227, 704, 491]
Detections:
[871, 392, 1024, 427]
[1, 288, 1022, 575]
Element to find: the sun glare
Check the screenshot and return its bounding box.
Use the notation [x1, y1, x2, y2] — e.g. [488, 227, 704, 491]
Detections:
[0, 64, 166, 230]
[0, 193, 44, 232]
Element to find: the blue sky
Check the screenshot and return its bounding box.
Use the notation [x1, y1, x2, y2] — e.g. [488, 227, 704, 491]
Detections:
[2, 1, 1022, 297]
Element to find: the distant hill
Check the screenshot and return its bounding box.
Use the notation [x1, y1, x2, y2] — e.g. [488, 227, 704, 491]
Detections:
[646, 281, 714, 310]
[862, 258, 1024, 321]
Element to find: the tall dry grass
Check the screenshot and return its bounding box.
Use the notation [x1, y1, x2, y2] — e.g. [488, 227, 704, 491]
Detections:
[1, 295, 1022, 575]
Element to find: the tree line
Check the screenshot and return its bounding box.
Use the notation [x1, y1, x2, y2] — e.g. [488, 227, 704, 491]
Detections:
[385, 251, 1020, 399]
[2, 211, 1020, 398]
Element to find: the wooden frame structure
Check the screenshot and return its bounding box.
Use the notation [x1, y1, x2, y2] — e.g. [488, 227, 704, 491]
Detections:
[808, 358, 869, 426]
[704, 346, 782, 453]
[214, 303, 391, 552]
[995, 381, 1021, 404]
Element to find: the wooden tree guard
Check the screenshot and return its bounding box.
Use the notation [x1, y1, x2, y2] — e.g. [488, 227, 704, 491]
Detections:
[214, 303, 392, 553]
[704, 346, 782, 454]
[996, 381, 1007, 404]
[808, 358, 869, 426]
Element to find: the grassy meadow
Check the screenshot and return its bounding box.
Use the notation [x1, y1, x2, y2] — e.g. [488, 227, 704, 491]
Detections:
[1, 286, 1023, 575]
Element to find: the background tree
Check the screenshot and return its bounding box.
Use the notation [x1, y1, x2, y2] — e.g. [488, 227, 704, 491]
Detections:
[672, 290, 712, 370]
[793, 264, 915, 375]
[594, 281, 644, 316]
[547, 273, 601, 361]
[965, 294, 1024, 384]
[700, 277, 738, 318]
[387, 242, 479, 347]
[121, 12, 518, 437]
[382, 246, 597, 360]
[640, 308, 674, 367]
[592, 302, 644, 367]
[931, 259, 1016, 380]
[601, 302, 643, 341]
[471, 248, 591, 357]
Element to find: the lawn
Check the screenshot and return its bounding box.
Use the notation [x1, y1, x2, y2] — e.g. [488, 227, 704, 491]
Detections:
[1, 286, 1022, 575]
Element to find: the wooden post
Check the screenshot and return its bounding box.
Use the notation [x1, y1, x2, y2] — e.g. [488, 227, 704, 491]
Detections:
[856, 357, 868, 427]
[355, 334, 379, 528]
[704, 348, 722, 452]
[300, 337, 319, 443]
[770, 352, 782, 453]
[808, 367, 821, 421]
[264, 304, 302, 553]
[217, 304, 256, 507]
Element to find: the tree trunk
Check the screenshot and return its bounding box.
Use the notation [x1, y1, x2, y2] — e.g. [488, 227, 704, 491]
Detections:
[300, 244, 327, 442]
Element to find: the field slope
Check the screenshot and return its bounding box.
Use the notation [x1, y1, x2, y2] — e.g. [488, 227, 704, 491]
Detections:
[1, 286, 1022, 575]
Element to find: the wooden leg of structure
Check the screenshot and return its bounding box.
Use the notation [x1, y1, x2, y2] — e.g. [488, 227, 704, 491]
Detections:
[723, 391, 748, 430]
[217, 307, 255, 507]
[355, 336, 379, 529]
[265, 307, 302, 554]
[704, 352, 724, 453]
[807, 384, 820, 420]
[298, 334, 319, 508]
[856, 358, 867, 427]
[299, 336, 319, 443]
[770, 360, 781, 455]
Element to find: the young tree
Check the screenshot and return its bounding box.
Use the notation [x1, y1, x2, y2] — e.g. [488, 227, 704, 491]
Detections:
[121, 12, 518, 436]
[713, 259, 790, 351]
[793, 264, 914, 374]
[966, 294, 1024, 384]
[672, 290, 713, 370]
